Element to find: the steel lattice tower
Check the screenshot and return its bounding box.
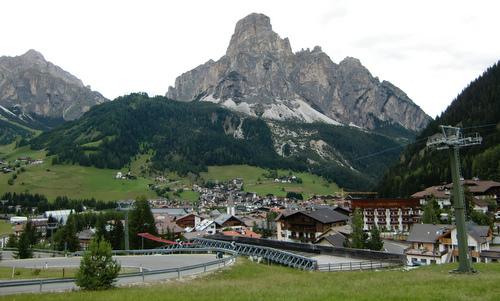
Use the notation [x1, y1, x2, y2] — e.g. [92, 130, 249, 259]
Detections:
[426, 125, 482, 273]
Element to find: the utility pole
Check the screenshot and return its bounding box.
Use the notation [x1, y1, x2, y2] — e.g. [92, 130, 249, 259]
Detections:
[426, 125, 482, 273]
[124, 210, 130, 251]
[118, 201, 132, 251]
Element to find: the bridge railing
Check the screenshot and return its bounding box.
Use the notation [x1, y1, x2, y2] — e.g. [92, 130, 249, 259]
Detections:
[190, 238, 317, 270]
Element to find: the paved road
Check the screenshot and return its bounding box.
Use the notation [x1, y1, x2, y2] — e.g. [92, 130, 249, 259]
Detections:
[383, 240, 410, 255]
[0, 254, 232, 295]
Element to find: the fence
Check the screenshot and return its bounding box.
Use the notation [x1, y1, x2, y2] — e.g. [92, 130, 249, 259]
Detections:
[317, 259, 403, 272]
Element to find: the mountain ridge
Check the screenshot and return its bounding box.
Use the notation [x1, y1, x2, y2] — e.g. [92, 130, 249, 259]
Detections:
[0, 49, 108, 123]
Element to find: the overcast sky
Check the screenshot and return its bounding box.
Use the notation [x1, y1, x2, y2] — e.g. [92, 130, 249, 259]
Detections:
[2, 0, 499, 118]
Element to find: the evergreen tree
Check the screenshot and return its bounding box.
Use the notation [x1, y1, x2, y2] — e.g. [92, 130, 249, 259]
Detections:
[64, 214, 80, 252]
[422, 198, 440, 224]
[24, 221, 38, 246]
[76, 237, 120, 290]
[109, 220, 124, 250]
[6, 234, 18, 248]
[366, 226, 384, 251]
[128, 196, 157, 249]
[350, 208, 367, 249]
[54, 214, 80, 252]
[95, 214, 108, 241]
[15, 232, 33, 259]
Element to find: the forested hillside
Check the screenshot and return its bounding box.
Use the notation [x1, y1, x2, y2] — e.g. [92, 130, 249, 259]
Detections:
[378, 61, 500, 197]
[30, 93, 407, 190]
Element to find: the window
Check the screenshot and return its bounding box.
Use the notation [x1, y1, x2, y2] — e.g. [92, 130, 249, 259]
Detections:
[421, 259, 427, 264]
[430, 260, 436, 264]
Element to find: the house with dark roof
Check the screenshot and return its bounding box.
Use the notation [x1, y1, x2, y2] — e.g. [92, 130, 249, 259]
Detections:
[275, 208, 349, 243]
[405, 223, 494, 265]
[315, 232, 347, 247]
[449, 223, 493, 263]
[214, 214, 246, 229]
[405, 224, 454, 265]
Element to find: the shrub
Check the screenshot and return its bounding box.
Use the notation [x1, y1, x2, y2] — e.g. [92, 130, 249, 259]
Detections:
[76, 238, 121, 290]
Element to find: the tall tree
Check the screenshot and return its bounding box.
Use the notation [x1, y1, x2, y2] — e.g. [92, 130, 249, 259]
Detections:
[128, 196, 157, 249]
[24, 221, 38, 246]
[366, 226, 384, 251]
[350, 208, 367, 249]
[94, 214, 108, 242]
[422, 198, 440, 224]
[54, 214, 80, 252]
[15, 232, 33, 259]
[109, 220, 124, 250]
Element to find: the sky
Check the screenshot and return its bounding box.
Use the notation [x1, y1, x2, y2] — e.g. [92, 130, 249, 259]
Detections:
[1, 0, 499, 118]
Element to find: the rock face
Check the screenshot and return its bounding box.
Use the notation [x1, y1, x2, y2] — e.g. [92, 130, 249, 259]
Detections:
[167, 13, 431, 131]
[0, 49, 107, 121]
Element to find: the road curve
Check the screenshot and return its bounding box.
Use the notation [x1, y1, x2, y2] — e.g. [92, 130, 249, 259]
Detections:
[0, 253, 233, 295]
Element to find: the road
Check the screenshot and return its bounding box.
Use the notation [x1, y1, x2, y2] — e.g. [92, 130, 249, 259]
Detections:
[0, 253, 232, 295]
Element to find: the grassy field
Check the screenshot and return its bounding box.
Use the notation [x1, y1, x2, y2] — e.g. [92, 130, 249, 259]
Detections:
[0, 266, 139, 280]
[0, 260, 498, 301]
[0, 146, 156, 201]
[0, 220, 13, 236]
[0, 267, 78, 280]
[201, 165, 339, 199]
[1, 144, 339, 201]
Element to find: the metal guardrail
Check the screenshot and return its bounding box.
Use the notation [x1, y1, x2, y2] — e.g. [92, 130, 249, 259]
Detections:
[317, 259, 403, 272]
[191, 238, 317, 270]
[0, 247, 237, 292]
[2, 247, 65, 255]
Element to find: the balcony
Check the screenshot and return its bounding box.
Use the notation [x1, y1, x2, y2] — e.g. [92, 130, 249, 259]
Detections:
[405, 249, 448, 257]
[441, 238, 452, 245]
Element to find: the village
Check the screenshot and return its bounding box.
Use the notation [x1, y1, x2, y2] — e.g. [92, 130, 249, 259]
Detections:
[2, 175, 500, 266]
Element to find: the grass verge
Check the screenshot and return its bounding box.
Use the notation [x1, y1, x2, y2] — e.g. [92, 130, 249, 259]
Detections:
[0, 259, 498, 301]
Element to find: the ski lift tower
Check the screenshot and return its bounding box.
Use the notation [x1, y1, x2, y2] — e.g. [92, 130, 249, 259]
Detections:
[426, 125, 482, 273]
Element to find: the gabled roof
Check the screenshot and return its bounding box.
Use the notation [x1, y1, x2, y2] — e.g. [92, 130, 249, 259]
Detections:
[77, 229, 95, 240]
[277, 208, 349, 224]
[407, 224, 453, 243]
[316, 233, 346, 247]
[412, 179, 500, 199]
[176, 213, 200, 221]
[214, 214, 245, 226]
[466, 223, 491, 244]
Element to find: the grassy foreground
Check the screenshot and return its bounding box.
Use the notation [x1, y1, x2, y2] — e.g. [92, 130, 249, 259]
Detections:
[1, 259, 499, 301]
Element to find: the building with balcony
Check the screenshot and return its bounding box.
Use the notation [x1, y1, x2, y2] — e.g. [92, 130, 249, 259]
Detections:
[351, 198, 421, 232]
[405, 223, 494, 265]
[275, 208, 349, 243]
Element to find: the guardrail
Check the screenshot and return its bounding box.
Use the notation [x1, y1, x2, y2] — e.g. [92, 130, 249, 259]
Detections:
[2, 247, 65, 255]
[317, 259, 403, 272]
[0, 247, 236, 293]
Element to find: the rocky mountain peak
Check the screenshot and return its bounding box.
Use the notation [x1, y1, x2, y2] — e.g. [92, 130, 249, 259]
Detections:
[0, 50, 108, 121]
[20, 49, 46, 62]
[167, 13, 431, 131]
[226, 13, 292, 57]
